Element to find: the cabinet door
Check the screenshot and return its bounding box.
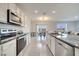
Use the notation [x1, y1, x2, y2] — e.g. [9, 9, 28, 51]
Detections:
[2, 39, 16, 56]
[16, 7, 21, 17]
[0, 3, 8, 23]
[55, 39, 73, 56]
[8, 3, 17, 14]
[75, 48, 79, 56]
[21, 12, 25, 26]
[46, 35, 51, 48]
[50, 37, 55, 55]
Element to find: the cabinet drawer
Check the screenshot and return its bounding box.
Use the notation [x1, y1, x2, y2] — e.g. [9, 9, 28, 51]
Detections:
[3, 45, 16, 56]
[56, 39, 71, 48]
[55, 39, 73, 56]
[2, 39, 16, 56]
[2, 39, 16, 51]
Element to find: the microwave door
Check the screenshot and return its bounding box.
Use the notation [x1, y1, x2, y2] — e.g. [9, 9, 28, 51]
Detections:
[11, 14, 21, 25]
[7, 9, 22, 25]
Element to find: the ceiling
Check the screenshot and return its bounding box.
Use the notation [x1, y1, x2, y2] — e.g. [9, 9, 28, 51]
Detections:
[16, 3, 79, 21]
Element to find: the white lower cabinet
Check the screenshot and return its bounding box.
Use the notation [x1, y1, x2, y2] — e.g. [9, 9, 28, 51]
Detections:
[50, 37, 55, 55]
[0, 45, 1, 56]
[46, 35, 51, 48]
[2, 39, 16, 56]
[47, 35, 55, 55]
[55, 39, 73, 56]
[75, 48, 79, 56]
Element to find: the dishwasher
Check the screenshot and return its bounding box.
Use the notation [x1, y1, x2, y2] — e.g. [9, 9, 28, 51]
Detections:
[55, 39, 73, 56]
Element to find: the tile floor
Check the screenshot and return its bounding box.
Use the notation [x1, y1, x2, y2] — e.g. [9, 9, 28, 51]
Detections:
[23, 36, 53, 56]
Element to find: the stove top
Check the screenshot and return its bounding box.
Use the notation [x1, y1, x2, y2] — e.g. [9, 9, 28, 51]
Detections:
[0, 29, 17, 40]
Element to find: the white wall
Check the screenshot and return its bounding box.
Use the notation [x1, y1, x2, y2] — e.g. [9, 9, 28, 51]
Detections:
[31, 20, 56, 33]
[31, 20, 79, 33]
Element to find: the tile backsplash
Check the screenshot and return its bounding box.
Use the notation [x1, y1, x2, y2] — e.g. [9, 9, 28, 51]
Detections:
[0, 23, 24, 32]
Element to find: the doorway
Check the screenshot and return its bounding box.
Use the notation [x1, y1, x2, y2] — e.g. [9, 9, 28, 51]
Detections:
[36, 24, 47, 41]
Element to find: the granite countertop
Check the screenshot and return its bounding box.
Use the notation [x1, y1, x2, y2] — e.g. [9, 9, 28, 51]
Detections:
[50, 33, 79, 49]
[0, 33, 28, 44]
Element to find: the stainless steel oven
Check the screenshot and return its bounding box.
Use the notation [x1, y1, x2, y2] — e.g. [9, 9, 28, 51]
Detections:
[16, 34, 27, 55]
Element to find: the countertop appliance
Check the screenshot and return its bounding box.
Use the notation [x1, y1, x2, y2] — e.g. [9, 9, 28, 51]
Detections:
[7, 9, 22, 26]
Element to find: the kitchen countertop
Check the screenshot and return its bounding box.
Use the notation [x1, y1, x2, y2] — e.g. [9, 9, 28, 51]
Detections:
[50, 34, 79, 49]
[0, 33, 29, 44]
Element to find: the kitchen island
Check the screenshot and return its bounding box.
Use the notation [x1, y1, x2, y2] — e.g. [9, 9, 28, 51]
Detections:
[50, 34, 79, 49]
[47, 33, 79, 56]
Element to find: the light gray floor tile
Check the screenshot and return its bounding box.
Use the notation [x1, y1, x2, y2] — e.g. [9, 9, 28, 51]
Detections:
[23, 37, 53, 56]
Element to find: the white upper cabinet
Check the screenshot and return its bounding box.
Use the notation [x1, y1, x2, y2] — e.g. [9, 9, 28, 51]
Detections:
[0, 3, 25, 26]
[16, 7, 22, 17]
[21, 11, 25, 26]
[8, 3, 17, 14]
[0, 3, 8, 23]
[8, 3, 25, 26]
[8, 3, 22, 16]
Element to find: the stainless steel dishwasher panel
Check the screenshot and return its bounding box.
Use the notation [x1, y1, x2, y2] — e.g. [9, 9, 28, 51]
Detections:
[55, 39, 73, 56]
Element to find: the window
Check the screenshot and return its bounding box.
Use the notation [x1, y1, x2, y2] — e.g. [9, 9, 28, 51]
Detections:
[56, 23, 68, 32]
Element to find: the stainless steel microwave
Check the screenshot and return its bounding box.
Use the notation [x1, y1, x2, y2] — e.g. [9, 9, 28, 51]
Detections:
[7, 9, 22, 26]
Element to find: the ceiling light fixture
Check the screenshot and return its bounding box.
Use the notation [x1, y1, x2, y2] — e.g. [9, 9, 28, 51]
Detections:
[37, 12, 49, 21]
[34, 10, 38, 14]
[52, 10, 56, 14]
[74, 16, 78, 19]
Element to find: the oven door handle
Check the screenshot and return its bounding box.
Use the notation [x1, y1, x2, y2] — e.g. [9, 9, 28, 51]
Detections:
[17, 36, 26, 40]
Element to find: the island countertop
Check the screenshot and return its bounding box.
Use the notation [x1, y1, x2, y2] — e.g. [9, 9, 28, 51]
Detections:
[50, 34, 79, 49]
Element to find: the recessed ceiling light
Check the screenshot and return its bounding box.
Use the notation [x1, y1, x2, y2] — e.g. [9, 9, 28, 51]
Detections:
[37, 16, 49, 21]
[74, 16, 78, 19]
[34, 10, 38, 14]
[52, 10, 56, 14]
